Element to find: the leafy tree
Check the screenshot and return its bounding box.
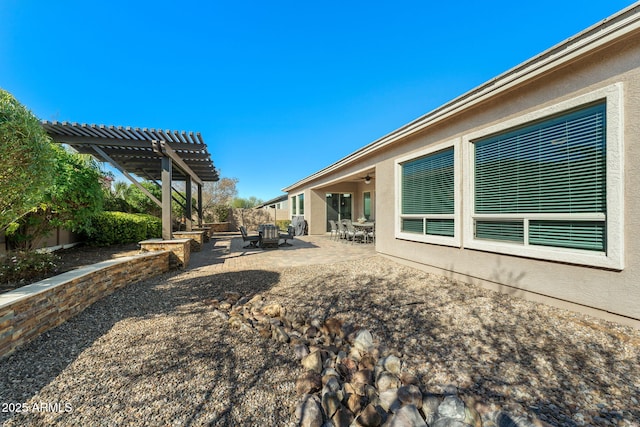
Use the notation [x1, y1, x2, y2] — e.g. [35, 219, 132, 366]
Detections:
[109, 180, 185, 220]
[201, 177, 238, 222]
[48, 145, 105, 228]
[7, 145, 105, 250]
[121, 181, 163, 217]
[102, 180, 134, 212]
[202, 177, 238, 208]
[104, 176, 239, 223]
[232, 196, 264, 208]
[0, 89, 56, 231]
[112, 180, 131, 200]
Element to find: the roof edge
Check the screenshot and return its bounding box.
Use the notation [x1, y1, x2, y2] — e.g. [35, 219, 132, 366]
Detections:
[255, 194, 288, 208]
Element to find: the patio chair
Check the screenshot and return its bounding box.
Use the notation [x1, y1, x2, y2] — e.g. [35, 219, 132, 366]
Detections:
[239, 225, 260, 248]
[279, 225, 295, 246]
[329, 220, 339, 240]
[345, 222, 365, 244]
[337, 221, 348, 242]
[260, 224, 280, 249]
[365, 222, 375, 244]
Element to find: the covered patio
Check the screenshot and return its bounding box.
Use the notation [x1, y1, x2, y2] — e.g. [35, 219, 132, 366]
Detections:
[285, 166, 377, 236]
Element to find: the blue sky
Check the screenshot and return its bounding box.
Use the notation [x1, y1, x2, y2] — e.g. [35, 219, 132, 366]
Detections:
[1, 1, 635, 201]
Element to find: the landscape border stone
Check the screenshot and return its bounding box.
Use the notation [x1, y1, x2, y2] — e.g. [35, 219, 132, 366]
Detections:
[210, 292, 551, 427]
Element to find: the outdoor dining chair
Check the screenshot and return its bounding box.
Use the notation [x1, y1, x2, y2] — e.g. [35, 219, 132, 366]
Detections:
[329, 220, 339, 240]
[239, 226, 260, 248]
[345, 222, 365, 244]
[337, 221, 348, 242]
[365, 222, 375, 244]
[279, 225, 295, 246]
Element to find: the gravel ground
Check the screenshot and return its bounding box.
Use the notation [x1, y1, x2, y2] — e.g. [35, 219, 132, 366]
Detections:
[1, 255, 639, 426]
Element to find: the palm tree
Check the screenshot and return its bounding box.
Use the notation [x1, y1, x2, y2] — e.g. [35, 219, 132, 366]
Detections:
[113, 181, 130, 199]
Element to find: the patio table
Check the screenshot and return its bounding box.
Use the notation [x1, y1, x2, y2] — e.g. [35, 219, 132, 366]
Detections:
[353, 222, 375, 243]
[352, 222, 374, 231]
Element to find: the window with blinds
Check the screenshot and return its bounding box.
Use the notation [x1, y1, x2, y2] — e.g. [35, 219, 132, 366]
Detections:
[400, 147, 455, 237]
[473, 102, 606, 251]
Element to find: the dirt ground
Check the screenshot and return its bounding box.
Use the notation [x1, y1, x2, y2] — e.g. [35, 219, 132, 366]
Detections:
[52, 243, 141, 271]
[1, 243, 141, 293]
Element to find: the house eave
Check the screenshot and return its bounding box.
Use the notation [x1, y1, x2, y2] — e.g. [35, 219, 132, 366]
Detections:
[283, 3, 640, 193]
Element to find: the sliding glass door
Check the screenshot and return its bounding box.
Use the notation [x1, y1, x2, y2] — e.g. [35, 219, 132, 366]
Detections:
[326, 193, 352, 231]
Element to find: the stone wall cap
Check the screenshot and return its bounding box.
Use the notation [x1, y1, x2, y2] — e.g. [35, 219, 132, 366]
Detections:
[172, 231, 206, 235]
[139, 238, 192, 244]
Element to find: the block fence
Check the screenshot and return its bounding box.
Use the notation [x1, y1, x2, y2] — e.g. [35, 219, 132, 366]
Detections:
[0, 251, 171, 359]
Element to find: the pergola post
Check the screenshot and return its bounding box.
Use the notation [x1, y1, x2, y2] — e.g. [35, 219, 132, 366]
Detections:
[161, 157, 173, 240]
[185, 175, 193, 232]
[197, 184, 203, 227]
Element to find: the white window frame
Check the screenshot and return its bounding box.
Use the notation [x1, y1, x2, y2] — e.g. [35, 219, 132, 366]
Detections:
[291, 192, 304, 217]
[462, 83, 624, 270]
[298, 192, 305, 215]
[395, 138, 462, 247]
[363, 191, 372, 220]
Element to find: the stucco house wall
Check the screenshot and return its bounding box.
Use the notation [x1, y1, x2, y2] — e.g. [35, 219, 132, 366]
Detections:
[284, 5, 640, 326]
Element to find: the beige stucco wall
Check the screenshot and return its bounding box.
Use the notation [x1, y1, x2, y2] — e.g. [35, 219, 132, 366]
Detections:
[308, 189, 325, 234]
[371, 34, 640, 325]
[285, 29, 640, 325]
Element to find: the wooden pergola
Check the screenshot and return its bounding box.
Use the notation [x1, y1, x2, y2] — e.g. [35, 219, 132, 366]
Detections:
[41, 121, 219, 240]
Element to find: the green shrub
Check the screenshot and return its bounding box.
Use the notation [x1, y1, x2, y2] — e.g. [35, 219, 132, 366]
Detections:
[0, 251, 60, 287]
[275, 220, 291, 230]
[83, 211, 161, 246]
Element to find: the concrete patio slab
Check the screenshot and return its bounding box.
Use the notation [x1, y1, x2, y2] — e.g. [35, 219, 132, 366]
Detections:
[188, 233, 376, 271]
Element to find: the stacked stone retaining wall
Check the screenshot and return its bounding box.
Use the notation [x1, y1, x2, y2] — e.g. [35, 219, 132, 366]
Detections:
[0, 251, 171, 358]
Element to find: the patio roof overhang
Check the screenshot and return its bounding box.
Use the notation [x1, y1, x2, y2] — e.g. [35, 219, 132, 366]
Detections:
[42, 121, 219, 240]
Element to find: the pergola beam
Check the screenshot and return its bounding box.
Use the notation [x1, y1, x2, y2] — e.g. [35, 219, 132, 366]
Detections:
[91, 145, 162, 208]
[153, 140, 204, 186]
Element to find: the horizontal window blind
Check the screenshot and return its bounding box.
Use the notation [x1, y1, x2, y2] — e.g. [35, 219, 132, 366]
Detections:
[402, 148, 454, 215]
[426, 219, 455, 237]
[473, 103, 606, 251]
[402, 218, 423, 234]
[476, 221, 524, 243]
[475, 103, 606, 214]
[529, 221, 605, 251]
[400, 147, 455, 239]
